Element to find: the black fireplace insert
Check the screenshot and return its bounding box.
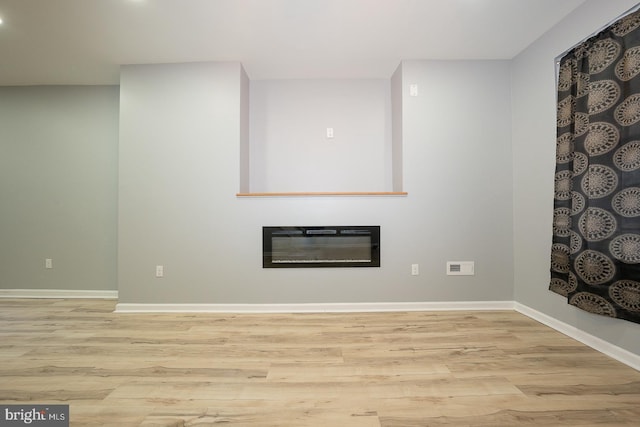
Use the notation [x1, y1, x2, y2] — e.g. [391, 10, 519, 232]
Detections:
[263, 226, 380, 268]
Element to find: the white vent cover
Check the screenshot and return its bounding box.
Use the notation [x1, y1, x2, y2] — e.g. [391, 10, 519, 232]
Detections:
[446, 261, 474, 276]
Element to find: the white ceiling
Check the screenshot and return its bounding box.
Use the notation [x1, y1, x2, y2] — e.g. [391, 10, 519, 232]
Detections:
[0, 0, 587, 85]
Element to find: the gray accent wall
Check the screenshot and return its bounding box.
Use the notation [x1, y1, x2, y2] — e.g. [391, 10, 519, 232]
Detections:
[117, 60, 514, 305]
[0, 86, 119, 291]
[512, 0, 640, 355]
[117, 62, 245, 303]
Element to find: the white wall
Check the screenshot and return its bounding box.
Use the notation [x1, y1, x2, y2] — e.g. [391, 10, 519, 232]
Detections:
[512, 0, 640, 355]
[249, 79, 391, 192]
[117, 59, 514, 305]
[0, 86, 119, 291]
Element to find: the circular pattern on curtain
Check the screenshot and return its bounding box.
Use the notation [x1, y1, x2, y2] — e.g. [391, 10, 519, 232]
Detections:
[550, 277, 577, 297]
[554, 171, 573, 200]
[571, 191, 586, 215]
[612, 187, 640, 216]
[612, 13, 640, 37]
[556, 133, 573, 163]
[609, 234, 640, 263]
[553, 208, 572, 237]
[574, 250, 616, 284]
[574, 113, 590, 136]
[581, 165, 618, 198]
[588, 39, 621, 74]
[570, 230, 583, 254]
[551, 244, 571, 273]
[615, 93, 640, 126]
[609, 280, 640, 311]
[613, 141, 640, 171]
[557, 96, 575, 128]
[558, 59, 577, 91]
[572, 152, 589, 176]
[569, 292, 617, 317]
[587, 81, 621, 115]
[615, 46, 640, 81]
[578, 208, 617, 241]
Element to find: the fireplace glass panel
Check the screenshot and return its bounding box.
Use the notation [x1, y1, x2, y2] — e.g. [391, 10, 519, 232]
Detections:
[263, 226, 380, 268]
[272, 235, 372, 263]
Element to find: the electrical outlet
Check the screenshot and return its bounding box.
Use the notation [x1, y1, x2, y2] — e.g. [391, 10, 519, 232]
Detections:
[155, 265, 164, 278]
[411, 264, 419, 276]
[326, 127, 334, 138]
[45, 258, 53, 269]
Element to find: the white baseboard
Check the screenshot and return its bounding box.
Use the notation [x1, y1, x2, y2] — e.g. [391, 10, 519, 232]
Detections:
[115, 300, 515, 313]
[0, 289, 118, 299]
[515, 302, 640, 372]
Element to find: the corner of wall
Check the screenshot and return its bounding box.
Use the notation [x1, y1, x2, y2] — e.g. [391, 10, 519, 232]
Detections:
[239, 64, 251, 193]
[391, 62, 403, 193]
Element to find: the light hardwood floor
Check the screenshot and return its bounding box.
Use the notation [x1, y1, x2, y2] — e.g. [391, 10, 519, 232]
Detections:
[1, 299, 639, 426]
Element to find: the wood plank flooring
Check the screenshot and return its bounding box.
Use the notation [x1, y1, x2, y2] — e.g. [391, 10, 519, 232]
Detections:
[1, 298, 639, 426]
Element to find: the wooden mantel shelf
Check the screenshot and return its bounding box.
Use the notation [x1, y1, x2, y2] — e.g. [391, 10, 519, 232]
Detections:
[236, 191, 408, 197]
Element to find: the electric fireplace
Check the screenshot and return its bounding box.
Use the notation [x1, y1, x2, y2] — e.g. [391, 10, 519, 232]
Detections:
[263, 226, 380, 268]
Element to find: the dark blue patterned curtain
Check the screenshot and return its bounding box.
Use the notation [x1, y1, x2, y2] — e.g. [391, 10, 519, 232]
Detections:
[551, 9, 640, 324]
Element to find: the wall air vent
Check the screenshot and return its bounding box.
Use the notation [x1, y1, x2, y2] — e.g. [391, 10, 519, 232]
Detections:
[447, 261, 474, 276]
